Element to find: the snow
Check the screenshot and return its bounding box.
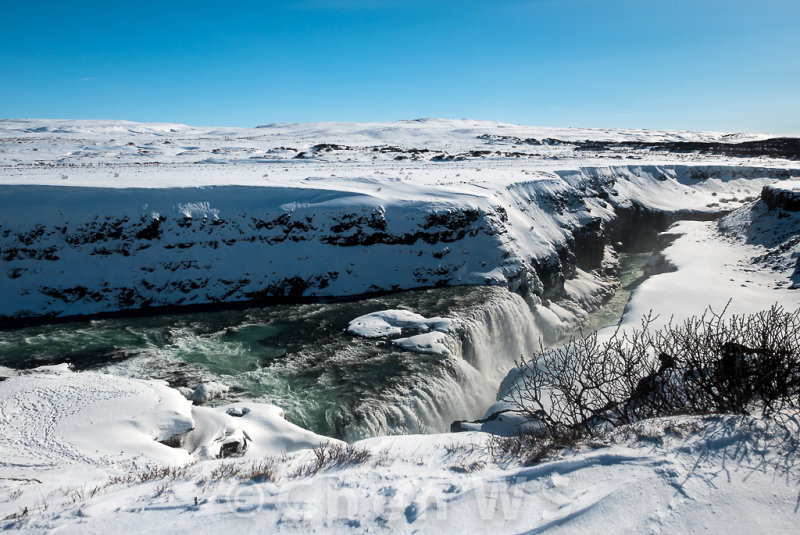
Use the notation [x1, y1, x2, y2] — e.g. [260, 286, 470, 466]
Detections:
[347, 309, 457, 338]
[346, 309, 459, 354]
[393, 331, 452, 355]
[3, 407, 798, 533]
[0, 117, 773, 178]
[614, 203, 800, 333]
[1, 118, 799, 533]
[762, 179, 800, 212]
[215, 402, 344, 458]
[0, 366, 335, 508]
[0, 367, 194, 480]
[769, 179, 800, 192]
[0, 164, 790, 320]
[347, 309, 456, 354]
[189, 381, 230, 404]
[496, 188, 800, 434]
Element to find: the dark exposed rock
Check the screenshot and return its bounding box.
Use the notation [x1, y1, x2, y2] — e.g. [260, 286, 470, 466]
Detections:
[571, 218, 605, 270]
[423, 209, 480, 229]
[608, 201, 725, 252]
[608, 202, 673, 251]
[1, 167, 769, 323]
[320, 208, 485, 247]
[159, 433, 186, 449]
[40, 285, 104, 304]
[135, 216, 165, 240]
[577, 137, 800, 161]
[311, 143, 351, 152]
[530, 254, 566, 300]
[479, 134, 800, 161]
[246, 276, 310, 300]
[762, 184, 800, 212]
[450, 409, 514, 432]
[218, 438, 248, 458]
[477, 134, 541, 146]
[329, 211, 386, 234]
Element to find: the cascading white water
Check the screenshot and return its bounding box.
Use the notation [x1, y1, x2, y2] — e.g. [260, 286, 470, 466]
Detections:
[458, 291, 544, 378]
[342, 289, 549, 439]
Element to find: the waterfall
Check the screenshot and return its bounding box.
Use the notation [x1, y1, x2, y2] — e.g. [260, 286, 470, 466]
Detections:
[459, 290, 543, 377]
[341, 289, 546, 440]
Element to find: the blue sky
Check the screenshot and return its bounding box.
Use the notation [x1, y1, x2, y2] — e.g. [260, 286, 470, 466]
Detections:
[1, 0, 798, 133]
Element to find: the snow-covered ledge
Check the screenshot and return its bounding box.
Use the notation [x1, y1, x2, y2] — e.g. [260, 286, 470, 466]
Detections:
[762, 179, 800, 211]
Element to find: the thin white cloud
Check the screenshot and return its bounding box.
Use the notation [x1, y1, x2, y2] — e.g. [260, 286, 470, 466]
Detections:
[78, 77, 98, 82]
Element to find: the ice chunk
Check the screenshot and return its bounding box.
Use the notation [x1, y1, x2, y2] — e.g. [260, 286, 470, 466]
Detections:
[347, 309, 457, 338]
[393, 331, 452, 355]
[191, 381, 230, 404]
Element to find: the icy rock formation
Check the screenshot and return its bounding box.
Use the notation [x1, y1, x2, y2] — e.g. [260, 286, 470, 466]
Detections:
[347, 310, 456, 338]
[189, 381, 230, 404]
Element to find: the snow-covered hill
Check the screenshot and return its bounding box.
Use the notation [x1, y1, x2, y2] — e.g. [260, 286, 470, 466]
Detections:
[0, 117, 774, 168]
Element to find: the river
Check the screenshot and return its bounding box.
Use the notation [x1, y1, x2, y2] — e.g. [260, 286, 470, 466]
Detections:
[0, 253, 654, 441]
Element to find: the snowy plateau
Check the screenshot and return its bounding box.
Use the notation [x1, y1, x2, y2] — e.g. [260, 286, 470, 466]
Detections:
[1, 118, 799, 534]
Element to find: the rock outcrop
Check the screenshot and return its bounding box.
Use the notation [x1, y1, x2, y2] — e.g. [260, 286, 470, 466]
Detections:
[762, 181, 800, 212]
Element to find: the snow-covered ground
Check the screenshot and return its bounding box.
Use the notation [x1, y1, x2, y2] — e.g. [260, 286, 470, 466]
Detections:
[619, 203, 800, 331]
[3, 373, 799, 533]
[0, 117, 792, 193]
[0, 118, 777, 181]
[1, 119, 799, 532]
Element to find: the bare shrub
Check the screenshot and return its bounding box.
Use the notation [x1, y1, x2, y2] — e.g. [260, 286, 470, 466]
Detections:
[3, 506, 28, 524]
[449, 461, 486, 473]
[210, 462, 243, 480]
[487, 431, 579, 466]
[139, 466, 187, 483]
[208, 459, 279, 483]
[291, 443, 371, 478]
[509, 304, 800, 441]
[651, 305, 800, 417]
[240, 460, 277, 483]
[106, 465, 190, 488]
[371, 446, 398, 468]
[510, 313, 659, 438]
[443, 442, 462, 455]
[153, 481, 173, 498]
